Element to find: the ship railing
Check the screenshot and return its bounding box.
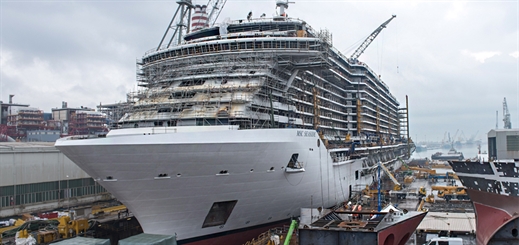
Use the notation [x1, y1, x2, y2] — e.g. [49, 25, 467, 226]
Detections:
[145, 17, 320, 57]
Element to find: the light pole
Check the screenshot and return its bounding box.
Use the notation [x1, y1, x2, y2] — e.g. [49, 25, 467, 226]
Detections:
[66, 175, 69, 211]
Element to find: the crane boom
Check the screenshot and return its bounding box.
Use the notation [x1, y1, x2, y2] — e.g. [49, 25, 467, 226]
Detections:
[503, 97, 512, 129]
[206, 0, 227, 27]
[350, 15, 396, 60]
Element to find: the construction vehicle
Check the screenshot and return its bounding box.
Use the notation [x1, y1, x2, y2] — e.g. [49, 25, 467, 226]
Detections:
[431, 186, 469, 201]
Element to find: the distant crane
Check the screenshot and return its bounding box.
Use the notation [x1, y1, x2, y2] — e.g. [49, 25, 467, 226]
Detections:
[451, 129, 459, 147]
[350, 15, 397, 61]
[503, 97, 512, 129]
[469, 130, 479, 143]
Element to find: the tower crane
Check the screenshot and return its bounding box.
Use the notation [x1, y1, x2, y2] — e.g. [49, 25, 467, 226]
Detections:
[503, 97, 512, 129]
[157, 0, 227, 51]
[350, 15, 396, 61]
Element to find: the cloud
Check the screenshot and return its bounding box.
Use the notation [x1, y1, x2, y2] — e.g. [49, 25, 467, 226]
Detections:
[444, 1, 467, 20]
[462, 50, 501, 63]
[1, 0, 518, 144]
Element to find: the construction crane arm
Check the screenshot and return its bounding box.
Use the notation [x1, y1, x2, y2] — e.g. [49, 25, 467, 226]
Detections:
[379, 164, 401, 190]
[350, 15, 396, 60]
[206, 0, 227, 27]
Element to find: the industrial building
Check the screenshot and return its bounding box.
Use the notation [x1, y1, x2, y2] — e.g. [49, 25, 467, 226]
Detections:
[0, 142, 108, 217]
[51, 102, 108, 136]
[487, 129, 519, 160]
[0, 97, 109, 142]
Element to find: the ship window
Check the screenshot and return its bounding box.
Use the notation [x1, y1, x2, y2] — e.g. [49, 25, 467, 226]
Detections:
[171, 91, 197, 98]
[158, 108, 172, 113]
[179, 80, 205, 87]
[506, 135, 519, 151]
[355, 170, 359, 180]
[488, 137, 497, 159]
[202, 200, 237, 228]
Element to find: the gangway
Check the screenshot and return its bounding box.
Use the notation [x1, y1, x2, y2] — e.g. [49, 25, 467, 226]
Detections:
[379, 163, 402, 191]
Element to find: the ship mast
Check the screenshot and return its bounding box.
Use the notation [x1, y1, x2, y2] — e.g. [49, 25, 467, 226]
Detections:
[157, 0, 194, 50]
[157, 0, 227, 50]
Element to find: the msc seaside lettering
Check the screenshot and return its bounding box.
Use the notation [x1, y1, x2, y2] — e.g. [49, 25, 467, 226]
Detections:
[296, 131, 316, 137]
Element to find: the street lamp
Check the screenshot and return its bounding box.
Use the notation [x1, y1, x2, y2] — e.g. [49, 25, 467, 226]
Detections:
[66, 175, 69, 211]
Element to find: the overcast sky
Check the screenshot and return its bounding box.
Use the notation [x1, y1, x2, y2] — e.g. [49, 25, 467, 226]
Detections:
[1, 0, 518, 143]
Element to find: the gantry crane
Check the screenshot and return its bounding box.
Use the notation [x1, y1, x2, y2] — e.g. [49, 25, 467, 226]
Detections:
[157, 0, 227, 50]
[350, 15, 397, 61]
[503, 97, 512, 129]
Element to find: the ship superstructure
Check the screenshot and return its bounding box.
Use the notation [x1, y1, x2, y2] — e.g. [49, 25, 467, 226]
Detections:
[123, 3, 402, 146]
[56, 1, 413, 244]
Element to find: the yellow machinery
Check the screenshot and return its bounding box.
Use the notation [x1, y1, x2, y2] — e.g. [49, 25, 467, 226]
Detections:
[418, 187, 427, 197]
[404, 176, 414, 184]
[417, 198, 428, 212]
[92, 204, 126, 215]
[0, 219, 25, 243]
[379, 164, 402, 191]
[0, 219, 25, 234]
[425, 194, 435, 203]
[409, 167, 436, 174]
[417, 187, 434, 203]
[447, 172, 459, 180]
[10, 227, 59, 244]
[361, 185, 390, 198]
[431, 186, 468, 200]
[57, 216, 88, 238]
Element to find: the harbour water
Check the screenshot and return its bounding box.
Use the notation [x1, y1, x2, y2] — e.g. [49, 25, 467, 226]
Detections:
[411, 143, 488, 160]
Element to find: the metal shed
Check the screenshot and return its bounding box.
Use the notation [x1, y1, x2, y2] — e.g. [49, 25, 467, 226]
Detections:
[417, 212, 476, 233]
[51, 237, 110, 245]
[118, 233, 177, 245]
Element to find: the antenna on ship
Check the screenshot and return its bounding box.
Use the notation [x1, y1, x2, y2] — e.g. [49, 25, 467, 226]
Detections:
[276, 0, 295, 17]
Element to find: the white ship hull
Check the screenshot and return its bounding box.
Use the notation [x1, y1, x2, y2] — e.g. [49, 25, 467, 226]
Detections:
[56, 126, 404, 242]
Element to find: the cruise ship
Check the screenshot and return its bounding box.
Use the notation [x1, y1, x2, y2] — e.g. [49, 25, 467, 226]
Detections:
[55, 1, 414, 244]
[449, 129, 519, 245]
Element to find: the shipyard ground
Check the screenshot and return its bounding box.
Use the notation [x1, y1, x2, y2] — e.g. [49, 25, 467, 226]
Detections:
[377, 169, 477, 245]
[0, 200, 143, 245]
